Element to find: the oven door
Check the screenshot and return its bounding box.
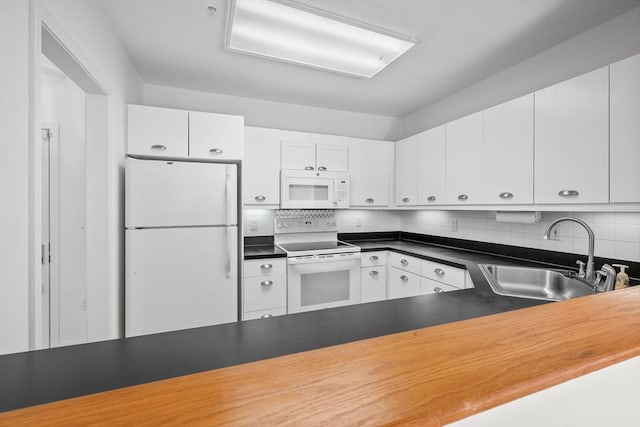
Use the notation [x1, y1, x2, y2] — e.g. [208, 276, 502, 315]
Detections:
[280, 171, 337, 209]
[287, 253, 361, 314]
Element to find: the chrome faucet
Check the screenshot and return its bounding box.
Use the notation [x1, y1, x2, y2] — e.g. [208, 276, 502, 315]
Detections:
[543, 217, 595, 282]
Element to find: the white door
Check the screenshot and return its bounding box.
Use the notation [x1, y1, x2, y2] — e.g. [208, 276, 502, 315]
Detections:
[417, 125, 446, 205]
[188, 111, 244, 160]
[446, 112, 484, 204]
[395, 135, 419, 206]
[348, 138, 392, 207]
[127, 105, 188, 158]
[243, 127, 281, 206]
[126, 159, 237, 228]
[125, 227, 238, 337]
[315, 142, 348, 171]
[610, 53, 640, 203]
[483, 94, 534, 204]
[534, 67, 609, 204]
[281, 139, 316, 170]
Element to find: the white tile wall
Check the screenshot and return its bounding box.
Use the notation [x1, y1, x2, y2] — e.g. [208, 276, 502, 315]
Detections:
[402, 211, 640, 262]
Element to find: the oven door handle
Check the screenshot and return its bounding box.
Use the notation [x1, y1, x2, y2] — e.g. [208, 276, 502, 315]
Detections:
[287, 257, 361, 269]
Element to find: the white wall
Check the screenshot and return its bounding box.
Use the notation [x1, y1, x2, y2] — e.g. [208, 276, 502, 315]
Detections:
[0, 0, 31, 355]
[143, 84, 403, 141]
[41, 62, 88, 346]
[401, 6, 640, 138]
[402, 211, 640, 263]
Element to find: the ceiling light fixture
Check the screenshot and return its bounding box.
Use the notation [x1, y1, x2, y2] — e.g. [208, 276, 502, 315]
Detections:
[225, 0, 419, 78]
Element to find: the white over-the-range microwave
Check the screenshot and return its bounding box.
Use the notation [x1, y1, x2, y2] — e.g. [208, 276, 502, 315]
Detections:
[280, 169, 350, 209]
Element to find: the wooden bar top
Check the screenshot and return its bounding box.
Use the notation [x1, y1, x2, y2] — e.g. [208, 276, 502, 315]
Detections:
[2, 286, 640, 426]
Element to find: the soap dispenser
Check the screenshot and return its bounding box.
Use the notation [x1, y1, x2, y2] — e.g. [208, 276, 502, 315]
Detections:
[612, 264, 630, 290]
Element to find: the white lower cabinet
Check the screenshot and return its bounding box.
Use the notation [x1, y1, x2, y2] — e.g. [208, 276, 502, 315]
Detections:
[242, 259, 287, 320]
[421, 260, 466, 288]
[420, 278, 459, 295]
[361, 266, 387, 303]
[388, 268, 421, 300]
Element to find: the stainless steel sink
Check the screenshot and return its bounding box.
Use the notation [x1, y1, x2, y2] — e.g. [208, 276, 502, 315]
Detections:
[479, 264, 596, 301]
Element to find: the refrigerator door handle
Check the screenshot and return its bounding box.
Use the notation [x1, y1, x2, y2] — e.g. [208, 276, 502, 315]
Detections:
[224, 165, 232, 278]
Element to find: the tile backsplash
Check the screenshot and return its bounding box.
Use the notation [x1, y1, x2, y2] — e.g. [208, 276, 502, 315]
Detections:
[402, 211, 640, 262]
[243, 209, 640, 263]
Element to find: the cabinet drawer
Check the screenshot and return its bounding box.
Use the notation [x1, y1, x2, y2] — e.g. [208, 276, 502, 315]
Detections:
[389, 252, 421, 275]
[242, 307, 287, 321]
[244, 258, 287, 278]
[421, 260, 466, 288]
[243, 275, 287, 312]
[361, 251, 387, 268]
[420, 277, 460, 295]
[361, 267, 387, 303]
[388, 268, 420, 300]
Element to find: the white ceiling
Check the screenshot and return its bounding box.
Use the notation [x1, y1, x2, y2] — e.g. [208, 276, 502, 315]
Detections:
[101, 0, 640, 117]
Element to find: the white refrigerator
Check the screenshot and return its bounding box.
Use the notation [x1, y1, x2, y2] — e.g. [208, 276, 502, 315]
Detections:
[125, 158, 239, 337]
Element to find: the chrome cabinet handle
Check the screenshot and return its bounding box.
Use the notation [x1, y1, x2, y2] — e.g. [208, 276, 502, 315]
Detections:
[458, 194, 468, 201]
[305, 166, 315, 170]
[261, 314, 273, 319]
[254, 195, 266, 202]
[365, 198, 374, 203]
[261, 280, 273, 287]
[434, 268, 445, 276]
[369, 270, 379, 276]
[260, 264, 272, 270]
[150, 144, 167, 151]
[558, 190, 579, 197]
[400, 275, 408, 282]
[499, 192, 513, 200]
[317, 166, 327, 171]
[369, 255, 379, 261]
[434, 287, 444, 293]
[209, 148, 223, 154]
[402, 197, 410, 203]
[400, 259, 408, 265]
[427, 196, 436, 202]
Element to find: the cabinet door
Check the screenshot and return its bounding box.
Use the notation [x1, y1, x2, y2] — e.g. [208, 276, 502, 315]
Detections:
[127, 105, 188, 158]
[420, 277, 459, 295]
[445, 112, 484, 204]
[361, 267, 387, 303]
[534, 67, 609, 204]
[316, 143, 348, 171]
[281, 140, 316, 170]
[388, 268, 420, 300]
[243, 275, 287, 312]
[417, 126, 446, 205]
[243, 127, 281, 206]
[395, 135, 419, 206]
[189, 111, 244, 160]
[483, 94, 534, 204]
[610, 54, 640, 203]
[348, 138, 392, 207]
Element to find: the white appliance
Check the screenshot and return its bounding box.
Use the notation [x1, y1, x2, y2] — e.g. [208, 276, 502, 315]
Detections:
[125, 158, 239, 337]
[280, 169, 350, 209]
[275, 210, 361, 313]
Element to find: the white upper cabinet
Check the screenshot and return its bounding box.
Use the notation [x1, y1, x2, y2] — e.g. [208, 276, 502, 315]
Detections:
[281, 134, 348, 171]
[417, 125, 446, 205]
[348, 138, 393, 207]
[188, 111, 244, 160]
[128, 105, 188, 158]
[445, 112, 484, 204]
[243, 127, 282, 206]
[610, 53, 640, 203]
[483, 94, 534, 204]
[395, 134, 419, 206]
[534, 67, 609, 204]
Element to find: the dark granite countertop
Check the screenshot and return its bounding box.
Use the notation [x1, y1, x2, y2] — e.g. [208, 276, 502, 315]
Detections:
[2, 235, 573, 413]
[244, 244, 286, 259]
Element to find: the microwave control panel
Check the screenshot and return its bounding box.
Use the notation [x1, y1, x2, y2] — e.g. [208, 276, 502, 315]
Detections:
[274, 210, 337, 233]
[335, 179, 349, 207]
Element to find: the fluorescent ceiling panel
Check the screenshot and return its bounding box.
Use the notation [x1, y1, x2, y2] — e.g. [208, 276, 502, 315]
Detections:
[226, 0, 418, 78]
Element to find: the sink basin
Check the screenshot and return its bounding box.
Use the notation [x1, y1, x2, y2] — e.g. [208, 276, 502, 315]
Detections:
[479, 264, 596, 301]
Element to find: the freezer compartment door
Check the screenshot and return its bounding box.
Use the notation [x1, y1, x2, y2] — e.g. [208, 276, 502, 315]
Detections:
[125, 227, 238, 337]
[126, 158, 237, 228]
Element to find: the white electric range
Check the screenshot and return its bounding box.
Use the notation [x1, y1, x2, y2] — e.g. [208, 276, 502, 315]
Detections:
[274, 210, 361, 313]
